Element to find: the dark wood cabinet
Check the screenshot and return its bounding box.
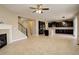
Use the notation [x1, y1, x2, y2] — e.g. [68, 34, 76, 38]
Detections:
[39, 21, 45, 35]
[48, 20, 73, 27]
[48, 20, 73, 35]
[55, 29, 73, 35]
[44, 30, 49, 36]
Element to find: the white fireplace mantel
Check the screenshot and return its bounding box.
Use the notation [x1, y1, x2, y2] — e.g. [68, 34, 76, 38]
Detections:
[0, 24, 12, 43]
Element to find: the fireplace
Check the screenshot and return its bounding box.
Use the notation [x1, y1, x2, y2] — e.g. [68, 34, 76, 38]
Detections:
[0, 34, 7, 48]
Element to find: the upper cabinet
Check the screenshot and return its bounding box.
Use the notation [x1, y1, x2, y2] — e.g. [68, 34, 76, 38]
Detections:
[48, 20, 73, 27]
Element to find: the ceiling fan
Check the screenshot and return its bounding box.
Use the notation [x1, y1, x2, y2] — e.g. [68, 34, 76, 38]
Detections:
[29, 4, 49, 14]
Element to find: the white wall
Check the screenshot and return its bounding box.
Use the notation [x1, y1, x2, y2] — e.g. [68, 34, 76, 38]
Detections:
[77, 13, 79, 44]
[35, 20, 39, 36]
[73, 16, 77, 39]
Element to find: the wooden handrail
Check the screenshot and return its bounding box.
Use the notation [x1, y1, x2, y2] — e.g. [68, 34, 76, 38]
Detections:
[18, 22, 26, 29]
[18, 22, 27, 35]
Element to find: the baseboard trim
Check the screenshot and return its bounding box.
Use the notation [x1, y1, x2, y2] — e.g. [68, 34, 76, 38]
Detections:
[9, 36, 27, 43]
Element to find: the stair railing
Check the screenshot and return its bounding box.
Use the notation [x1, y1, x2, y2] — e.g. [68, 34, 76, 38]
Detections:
[18, 22, 27, 36]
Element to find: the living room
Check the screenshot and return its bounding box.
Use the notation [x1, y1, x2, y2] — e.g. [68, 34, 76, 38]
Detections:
[0, 4, 79, 55]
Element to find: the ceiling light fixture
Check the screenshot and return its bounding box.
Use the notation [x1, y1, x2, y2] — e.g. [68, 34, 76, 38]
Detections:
[29, 4, 49, 14]
[36, 10, 42, 14]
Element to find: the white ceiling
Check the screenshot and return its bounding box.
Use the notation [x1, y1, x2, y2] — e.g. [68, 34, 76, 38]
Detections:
[2, 4, 79, 21]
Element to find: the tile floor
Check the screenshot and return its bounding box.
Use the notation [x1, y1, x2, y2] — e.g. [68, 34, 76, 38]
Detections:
[0, 35, 79, 55]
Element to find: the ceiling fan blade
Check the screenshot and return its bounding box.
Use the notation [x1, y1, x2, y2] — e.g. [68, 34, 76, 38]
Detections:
[32, 10, 36, 13]
[42, 8, 49, 10]
[29, 7, 36, 9]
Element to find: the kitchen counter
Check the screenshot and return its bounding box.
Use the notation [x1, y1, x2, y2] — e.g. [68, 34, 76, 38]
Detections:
[48, 27, 74, 37]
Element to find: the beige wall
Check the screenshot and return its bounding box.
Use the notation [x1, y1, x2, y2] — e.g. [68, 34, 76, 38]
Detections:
[0, 5, 18, 28]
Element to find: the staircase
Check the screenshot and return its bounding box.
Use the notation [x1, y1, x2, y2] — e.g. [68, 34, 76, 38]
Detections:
[12, 27, 27, 42]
